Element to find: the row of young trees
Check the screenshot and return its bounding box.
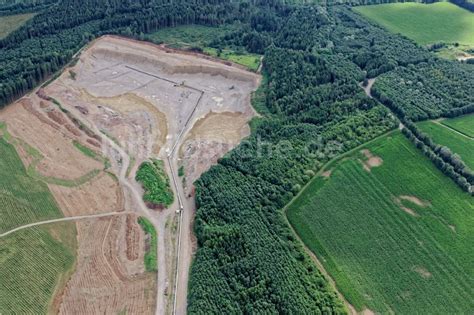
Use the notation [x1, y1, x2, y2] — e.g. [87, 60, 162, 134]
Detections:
[402, 121, 473, 194]
[0, 0, 56, 16]
[449, 0, 474, 11]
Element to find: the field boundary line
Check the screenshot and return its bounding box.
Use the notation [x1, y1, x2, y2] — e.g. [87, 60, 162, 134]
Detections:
[0, 211, 132, 238]
[282, 129, 396, 213]
[434, 120, 474, 140]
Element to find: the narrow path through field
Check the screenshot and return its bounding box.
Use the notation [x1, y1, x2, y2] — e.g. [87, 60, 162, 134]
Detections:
[0, 211, 131, 238]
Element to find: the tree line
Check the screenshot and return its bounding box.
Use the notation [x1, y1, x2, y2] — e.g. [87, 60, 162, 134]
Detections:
[0, 0, 57, 16]
[401, 120, 473, 194]
[449, 0, 474, 12]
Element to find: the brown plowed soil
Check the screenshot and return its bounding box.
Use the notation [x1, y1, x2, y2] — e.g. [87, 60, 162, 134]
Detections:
[0, 98, 102, 180]
[49, 172, 124, 216]
[57, 215, 155, 314]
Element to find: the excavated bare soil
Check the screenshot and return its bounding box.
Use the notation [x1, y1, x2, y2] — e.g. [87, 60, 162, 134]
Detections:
[57, 215, 155, 314]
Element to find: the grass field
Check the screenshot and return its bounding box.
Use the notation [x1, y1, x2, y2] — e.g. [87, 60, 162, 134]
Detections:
[354, 2, 474, 49]
[0, 136, 63, 233]
[418, 120, 474, 169]
[286, 132, 474, 314]
[0, 223, 76, 313]
[440, 113, 474, 138]
[148, 25, 261, 71]
[0, 13, 35, 39]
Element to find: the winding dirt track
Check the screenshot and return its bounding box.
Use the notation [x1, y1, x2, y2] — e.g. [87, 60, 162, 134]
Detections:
[0, 211, 131, 238]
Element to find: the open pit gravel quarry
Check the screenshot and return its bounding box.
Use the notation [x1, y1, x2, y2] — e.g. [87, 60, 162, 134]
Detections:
[0, 35, 260, 314]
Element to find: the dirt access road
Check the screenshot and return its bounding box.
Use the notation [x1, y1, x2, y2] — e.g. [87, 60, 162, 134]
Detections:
[0, 211, 130, 238]
[43, 35, 260, 314]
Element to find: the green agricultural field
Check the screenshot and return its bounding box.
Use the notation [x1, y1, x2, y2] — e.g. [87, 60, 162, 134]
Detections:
[354, 2, 474, 56]
[0, 136, 63, 233]
[203, 47, 261, 71]
[287, 132, 474, 314]
[0, 125, 76, 312]
[0, 13, 34, 39]
[136, 159, 174, 208]
[0, 223, 76, 313]
[148, 25, 261, 71]
[441, 113, 474, 138]
[418, 120, 474, 169]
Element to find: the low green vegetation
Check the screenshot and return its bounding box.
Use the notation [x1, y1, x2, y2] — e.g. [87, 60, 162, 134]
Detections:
[441, 113, 474, 138]
[136, 159, 174, 208]
[148, 24, 261, 71]
[0, 127, 76, 312]
[203, 47, 261, 71]
[73, 140, 110, 169]
[249, 71, 269, 115]
[178, 165, 184, 177]
[354, 2, 474, 46]
[126, 156, 135, 178]
[417, 120, 474, 169]
[0, 136, 62, 233]
[73, 140, 98, 159]
[287, 132, 474, 313]
[137, 217, 157, 272]
[0, 13, 34, 39]
[0, 223, 76, 313]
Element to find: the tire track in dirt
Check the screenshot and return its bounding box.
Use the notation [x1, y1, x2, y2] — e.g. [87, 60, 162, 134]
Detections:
[0, 211, 131, 238]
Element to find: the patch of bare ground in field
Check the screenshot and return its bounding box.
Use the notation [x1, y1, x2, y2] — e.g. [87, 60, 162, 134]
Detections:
[359, 149, 383, 171]
[57, 214, 155, 314]
[321, 170, 332, 178]
[394, 195, 431, 217]
[399, 195, 431, 207]
[413, 266, 432, 279]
